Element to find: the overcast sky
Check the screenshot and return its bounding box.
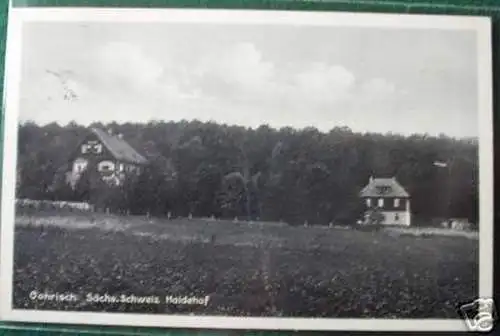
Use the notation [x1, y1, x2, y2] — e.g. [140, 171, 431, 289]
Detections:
[19, 22, 478, 138]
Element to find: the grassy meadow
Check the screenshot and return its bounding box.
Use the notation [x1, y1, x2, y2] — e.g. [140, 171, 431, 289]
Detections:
[13, 211, 478, 318]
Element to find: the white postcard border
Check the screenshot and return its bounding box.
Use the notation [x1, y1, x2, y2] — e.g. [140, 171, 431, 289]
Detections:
[0, 6, 493, 331]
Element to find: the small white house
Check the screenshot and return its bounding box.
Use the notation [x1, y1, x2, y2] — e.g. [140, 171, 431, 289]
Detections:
[359, 176, 411, 226]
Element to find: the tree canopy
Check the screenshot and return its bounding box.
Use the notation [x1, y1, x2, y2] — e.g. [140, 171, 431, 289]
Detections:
[16, 120, 479, 226]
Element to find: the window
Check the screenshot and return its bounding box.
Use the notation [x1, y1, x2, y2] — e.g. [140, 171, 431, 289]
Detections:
[376, 186, 392, 195]
[395, 213, 400, 221]
[73, 158, 88, 173]
[378, 198, 384, 207]
[98, 160, 115, 172]
[93, 144, 103, 154]
[82, 142, 103, 154]
[366, 198, 371, 207]
[394, 198, 400, 207]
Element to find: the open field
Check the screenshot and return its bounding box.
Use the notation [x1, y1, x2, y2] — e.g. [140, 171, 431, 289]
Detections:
[13, 212, 478, 318]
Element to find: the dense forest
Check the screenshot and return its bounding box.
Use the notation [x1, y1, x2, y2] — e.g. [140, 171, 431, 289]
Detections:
[16, 120, 479, 226]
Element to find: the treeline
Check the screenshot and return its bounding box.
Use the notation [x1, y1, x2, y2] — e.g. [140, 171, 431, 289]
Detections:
[16, 120, 479, 226]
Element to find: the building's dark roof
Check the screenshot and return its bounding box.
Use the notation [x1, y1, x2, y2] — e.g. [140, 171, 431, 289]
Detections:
[359, 177, 409, 198]
[90, 128, 148, 165]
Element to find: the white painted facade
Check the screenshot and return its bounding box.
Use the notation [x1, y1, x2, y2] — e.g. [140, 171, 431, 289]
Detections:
[380, 211, 410, 226]
[379, 199, 411, 226]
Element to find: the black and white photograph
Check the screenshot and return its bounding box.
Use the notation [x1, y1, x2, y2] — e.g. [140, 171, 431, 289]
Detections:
[0, 7, 493, 331]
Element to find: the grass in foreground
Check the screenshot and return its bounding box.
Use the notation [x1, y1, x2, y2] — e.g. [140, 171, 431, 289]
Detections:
[13, 213, 478, 318]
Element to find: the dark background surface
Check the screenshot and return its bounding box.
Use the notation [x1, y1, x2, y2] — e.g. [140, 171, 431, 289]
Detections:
[0, 0, 498, 335]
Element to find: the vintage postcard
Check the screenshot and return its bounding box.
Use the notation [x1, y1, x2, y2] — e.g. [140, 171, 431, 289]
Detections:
[0, 6, 493, 332]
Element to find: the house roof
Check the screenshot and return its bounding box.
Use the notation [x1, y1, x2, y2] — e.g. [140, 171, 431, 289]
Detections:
[90, 128, 148, 165]
[359, 177, 409, 198]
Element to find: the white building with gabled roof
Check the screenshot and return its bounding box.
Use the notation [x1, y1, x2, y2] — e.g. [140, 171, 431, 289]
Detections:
[359, 176, 411, 226]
